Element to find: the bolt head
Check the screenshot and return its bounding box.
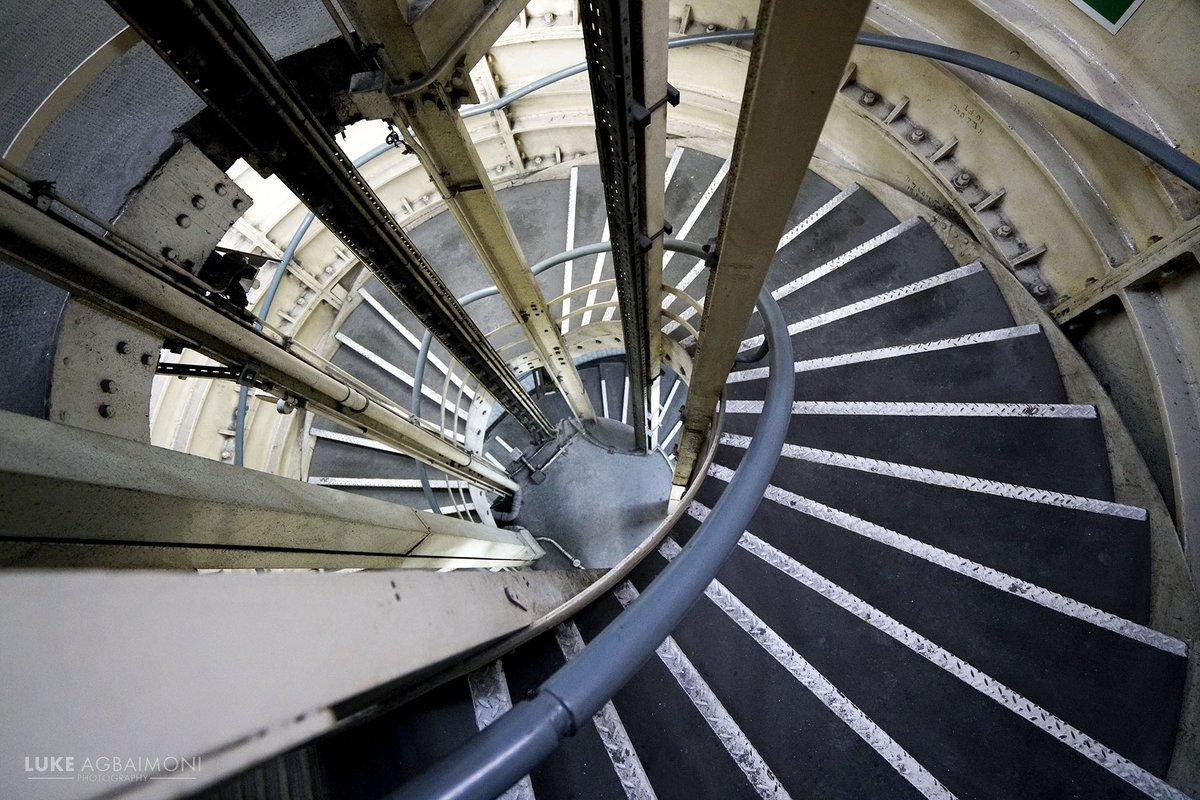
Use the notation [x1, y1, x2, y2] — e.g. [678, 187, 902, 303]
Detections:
[141, 353, 155, 366]
[100, 379, 116, 394]
[214, 183, 228, 196]
[191, 194, 207, 210]
[954, 172, 972, 188]
[220, 451, 232, 461]
[162, 247, 177, 261]
[176, 213, 191, 228]
[861, 91, 877, 106]
[1033, 284, 1049, 296]
[705, 23, 717, 32]
[534, 155, 544, 165]
[908, 128, 926, 143]
[996, 224, 1013, 238]
[116, 340, 131, 355]
[232, 197, 245, 210]
[98, 404, 115, 419]
[543, 11, 555, 23]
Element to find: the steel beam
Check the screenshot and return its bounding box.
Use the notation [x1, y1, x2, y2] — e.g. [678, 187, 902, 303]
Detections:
[670, 0, 870, 485]
[578, 0, 670, 450]
[0, 567, 599, 797]
[104, 0, 553, 439]
[0, 409, 537, 568]
[0, 183, 517, 496]
[343, 0, 597, 425]
[1052, 219, 1200, 323]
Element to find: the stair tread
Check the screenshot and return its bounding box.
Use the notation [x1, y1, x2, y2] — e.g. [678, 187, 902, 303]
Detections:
[718, 410, 1114, 499]
[788, 268, 1016, 362]
[691, 474, 1182, 773]
[622, 553, 938, 800]
[697, 542, 1171, 800]
[572, 594, 768, 800]
[729, 330, 1068, 406]
[710, 441, 1143, 617]
[503, 627, 632, 799]
[772, 219, 957, 323]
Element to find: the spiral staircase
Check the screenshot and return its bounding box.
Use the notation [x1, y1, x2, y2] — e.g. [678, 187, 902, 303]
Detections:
[1, 1, 1199, 800]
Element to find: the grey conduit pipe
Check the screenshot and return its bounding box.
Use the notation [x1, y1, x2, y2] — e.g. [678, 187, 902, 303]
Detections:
[389, 282, 794, 800]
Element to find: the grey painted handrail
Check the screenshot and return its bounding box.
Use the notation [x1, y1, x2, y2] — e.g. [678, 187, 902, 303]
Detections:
[389, 283, 794, 800]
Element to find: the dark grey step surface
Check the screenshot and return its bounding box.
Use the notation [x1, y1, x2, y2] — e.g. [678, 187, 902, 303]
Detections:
[771, 220, 955, 323]
[570, 594, 768, 800]
[720, 410, 1114, 499]
[685, 533, 1167, 800]
[787, 269, 1016, 362]
[694, 465, 1182, 774]
[289, 160, 1188, 800]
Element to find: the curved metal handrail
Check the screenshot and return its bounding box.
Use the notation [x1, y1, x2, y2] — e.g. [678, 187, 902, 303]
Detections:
[390, 282, 794, 800]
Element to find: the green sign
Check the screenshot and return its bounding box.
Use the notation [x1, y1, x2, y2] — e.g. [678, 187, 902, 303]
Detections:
[1069, 0, 1146, 33]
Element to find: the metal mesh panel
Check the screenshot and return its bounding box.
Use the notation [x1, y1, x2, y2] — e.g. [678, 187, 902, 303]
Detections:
[0, 262, 67, 418]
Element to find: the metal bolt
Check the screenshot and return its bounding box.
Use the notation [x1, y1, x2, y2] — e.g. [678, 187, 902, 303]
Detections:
[543, 11, 555, 23]
[191, 194, 206, 210]
[100, 379, 116, 394]
[98, 404, 115, 419]
[232, 197, 245, 210]
[141, 353, 155, 366]
[1033, 284, 1049, 296]
[214, 183, 228, 196]
[176, 213, 191, 228]
[296, 296, 307, 306]
[908, 128, 926, 143]
[534, 155, 544, 166]
[324, 265, 335, 275]
[494, 166, 504, 175]
[162, 247, 177, 261]
[220, 450, 232, 461]
[996, 224, 1013, 239]
[953, 171, 972, 188]
[705, 23, 716, 32]
[116, 340, 131, 355]
[422, 193, 432, 203]
[860, 91, 877, 106]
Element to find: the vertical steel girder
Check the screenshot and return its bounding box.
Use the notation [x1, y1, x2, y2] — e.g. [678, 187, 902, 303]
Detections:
[341, 0, 597, 425]
[105, 0, 553, 439]
[578, 0, 671, 451]
[671, 0, 871, 485]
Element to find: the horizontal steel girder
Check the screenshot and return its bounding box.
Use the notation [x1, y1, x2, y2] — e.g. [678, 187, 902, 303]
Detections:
[0, 566, 599, 796]
[0, 409, 537, 568]
[0, 183, 517, 495]
[105, 0, 553, 439]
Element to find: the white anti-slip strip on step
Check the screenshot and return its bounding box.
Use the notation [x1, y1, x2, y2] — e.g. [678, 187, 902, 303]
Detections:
[740, 263, 984, 351]
[718, 433, 1145, 521]
[771, 217, 921, 303]
[727, 325, 1042, 384]
[614, 581, 790, 800]
[659, 537, 956, 800]
[684, 501, 1191, 800]
[723, 400, 1098, 419]
[704, 466, 1186, 657]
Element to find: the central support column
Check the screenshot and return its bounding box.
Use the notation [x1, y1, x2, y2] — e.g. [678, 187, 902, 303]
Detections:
[672, 0, 870, 485]
[578, 0, 672, 451]
[343, 0, 597, 427]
